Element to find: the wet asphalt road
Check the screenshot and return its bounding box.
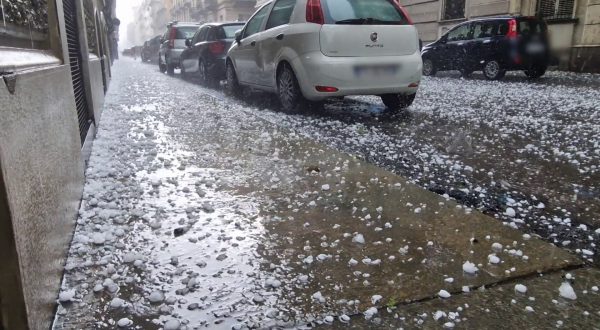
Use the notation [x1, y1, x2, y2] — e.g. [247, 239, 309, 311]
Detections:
[169, 62, 600, 265]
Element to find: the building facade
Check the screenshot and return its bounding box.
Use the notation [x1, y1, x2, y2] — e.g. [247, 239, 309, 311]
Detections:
[401, 0, 600, 72]
[170, 0, 257, 23]
[0, 0, 117, 329]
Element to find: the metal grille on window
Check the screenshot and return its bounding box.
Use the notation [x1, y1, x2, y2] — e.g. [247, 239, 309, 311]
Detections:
[83, 1, 97, 54]
[537, 0, 575, 20]
[443, 0, 466, 21]
[0, 0, 49, 49]
[63, 0, 92, 145]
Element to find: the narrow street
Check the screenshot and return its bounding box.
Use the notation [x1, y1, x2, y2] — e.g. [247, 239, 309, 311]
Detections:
[52, 59, 600, 329]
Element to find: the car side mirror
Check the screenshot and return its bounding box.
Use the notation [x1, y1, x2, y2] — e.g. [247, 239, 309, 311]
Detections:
[185, 38, 192, 47]
[235, 30, 242, 44]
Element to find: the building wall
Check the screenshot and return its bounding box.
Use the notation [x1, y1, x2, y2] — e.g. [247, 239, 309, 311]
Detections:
[0, 64, 85, 330]
[0, 0, 116, 328]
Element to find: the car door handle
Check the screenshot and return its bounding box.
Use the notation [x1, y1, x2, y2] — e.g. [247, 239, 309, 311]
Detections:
[276, 34, 284, 40]
[250, 41, 256, 46]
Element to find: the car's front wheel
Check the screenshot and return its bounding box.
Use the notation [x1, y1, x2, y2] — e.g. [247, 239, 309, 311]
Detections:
[423, 59, 436, 76]
[483, 60, 506, 80]
[381, 93, 416, 111]
[277, 63, 309, 113]
[524, 66, 546, 79]
[225, 61, 242, 97]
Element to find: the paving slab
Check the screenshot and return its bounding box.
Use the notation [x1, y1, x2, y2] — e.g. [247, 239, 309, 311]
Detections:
[323, 267, 600, 329]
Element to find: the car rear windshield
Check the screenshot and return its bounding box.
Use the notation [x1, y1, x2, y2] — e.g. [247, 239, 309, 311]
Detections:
[518, 19, 546, 36]
[221, 25, 244, 39]
[176, 26, 199, 39]
[322, 0, 410, 25]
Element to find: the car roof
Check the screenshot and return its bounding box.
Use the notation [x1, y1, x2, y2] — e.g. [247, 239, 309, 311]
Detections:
[466, 15, 541, 23]
[202, 22, 245, 27]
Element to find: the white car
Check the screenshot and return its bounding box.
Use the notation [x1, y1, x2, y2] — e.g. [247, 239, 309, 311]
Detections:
[225, 0, 422, 112]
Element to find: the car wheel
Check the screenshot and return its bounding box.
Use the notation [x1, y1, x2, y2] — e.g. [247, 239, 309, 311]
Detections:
[381, 93, 416, 111]
[225, 61, 242, 97]
[277, 63, 308, 113]
[167, 62, 175, 76]
[524, 66, 546, 79]
[423, 59, 436, 76]
[198, 60, 210, 86]
[181, 62, 188, 79]
[483, 60, 505, 80]
[158, 57, 166, 73]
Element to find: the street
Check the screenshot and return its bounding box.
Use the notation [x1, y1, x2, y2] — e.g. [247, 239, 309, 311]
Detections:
[52, 59, 600, 329]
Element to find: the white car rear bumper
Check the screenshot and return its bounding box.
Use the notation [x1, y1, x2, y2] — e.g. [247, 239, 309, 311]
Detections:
[291, 50, 422, 101]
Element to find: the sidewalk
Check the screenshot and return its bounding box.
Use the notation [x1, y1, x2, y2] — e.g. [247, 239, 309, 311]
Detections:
[53, 59, 599, 329]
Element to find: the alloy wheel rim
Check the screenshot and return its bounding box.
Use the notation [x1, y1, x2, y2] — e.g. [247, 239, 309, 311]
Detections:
[279, 69, 294, 107]
[485, 61, 499, 77]
[199, 62, 206, 81]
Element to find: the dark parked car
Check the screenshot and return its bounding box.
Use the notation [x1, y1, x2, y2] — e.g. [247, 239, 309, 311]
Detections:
[141, 36, 161, 63]
[421, 16, 550, 80]
[179, 22, 245, 85]
[158, 21, 200, 75]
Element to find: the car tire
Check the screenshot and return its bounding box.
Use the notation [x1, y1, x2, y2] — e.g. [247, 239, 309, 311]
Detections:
[198, 60, 211, 86]
[166, 62, 175, 76]
[277, 63, 308, 113]
[524, 66, 546, 79]
[181, 62, 188, 80]
[423, 59, 436, 76]
[381, 93, 416, 111]
[483, 60, 506, 80]
[159, 57, 166, 73]
[225, 61, 242, 97]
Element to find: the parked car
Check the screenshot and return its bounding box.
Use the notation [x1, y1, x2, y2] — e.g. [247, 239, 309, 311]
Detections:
[225, 0, 422, 112]
[421, 16, 550, 80]
[141, 36, 161, 63]
[158, 21, 200, 75]
[179, 22, 245, 85]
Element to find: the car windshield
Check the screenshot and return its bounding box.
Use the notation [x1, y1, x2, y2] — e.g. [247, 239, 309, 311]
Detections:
[176, 26, 199, 39]
[221, 25, 244, 39]
[322, 0, 410, 25]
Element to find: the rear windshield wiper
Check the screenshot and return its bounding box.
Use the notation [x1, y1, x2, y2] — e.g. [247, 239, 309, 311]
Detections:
[335, 17, 404, 25]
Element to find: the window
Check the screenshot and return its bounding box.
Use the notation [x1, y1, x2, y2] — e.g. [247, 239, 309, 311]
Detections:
[221, 24, 245, 39]
[266, 0, 296, 30]
[446, 23, 470, 42]
[176, 26, 199, 39]
[243, 4, 271, 38]
[322, 0, 410, 25]
[207, 27, 217, 41]
[0, 0, 49, 49]
[537, 0, 575, 20]
[472, 22, 498, 39]
[442, 0, 466, 20]
[196, 26, 210, 43]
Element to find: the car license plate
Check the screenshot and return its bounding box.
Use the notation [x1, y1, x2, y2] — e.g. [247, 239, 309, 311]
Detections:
[526, 42, 545, 54]
[354, 64, 398, 77]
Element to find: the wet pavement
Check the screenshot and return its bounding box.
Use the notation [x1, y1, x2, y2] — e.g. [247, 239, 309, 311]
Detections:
[53, 59, 599, 329]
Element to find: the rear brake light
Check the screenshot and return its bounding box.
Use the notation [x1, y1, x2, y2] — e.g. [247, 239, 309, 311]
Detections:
[507, 19, 517, 39]
[316, 86, 338, 92]
[393, 0, 414, 25]
[168, 27, 176, 48]
[209, 41, 226, 55]
[306, 0, 324, 25]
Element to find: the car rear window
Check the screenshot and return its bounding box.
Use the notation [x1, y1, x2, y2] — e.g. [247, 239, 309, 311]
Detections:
[518, 19, 546, 36]
[176, 26, 199, 39]
[322, 0, 410, 25]
[221, 25, 244, 39]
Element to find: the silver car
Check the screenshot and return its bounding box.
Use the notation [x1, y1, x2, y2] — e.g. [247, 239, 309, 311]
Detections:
[225, 0, 422, 112]
[158, 22, 200, 75]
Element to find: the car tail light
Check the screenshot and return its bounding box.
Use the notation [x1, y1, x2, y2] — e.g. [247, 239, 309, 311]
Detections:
[306, 0, 324, 25]
[168, 27, 176, 48]
[392, 0, 414, 25]
[316, 86, 338, 92]
[408, 82, 419, 87]
[209, 41, 226, 55]
[507, 19, 518, 39]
